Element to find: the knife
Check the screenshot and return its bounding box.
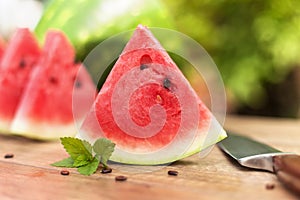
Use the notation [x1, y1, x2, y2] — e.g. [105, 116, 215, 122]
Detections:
[218, 132, 300, 195]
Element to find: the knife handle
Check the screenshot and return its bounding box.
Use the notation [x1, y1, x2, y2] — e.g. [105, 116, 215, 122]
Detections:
[273, 155, 300, 195]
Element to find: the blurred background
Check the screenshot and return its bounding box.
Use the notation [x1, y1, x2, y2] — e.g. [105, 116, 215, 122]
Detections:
[0, 0, 299, 118]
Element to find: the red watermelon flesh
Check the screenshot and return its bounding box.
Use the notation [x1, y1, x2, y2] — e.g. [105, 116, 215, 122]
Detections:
[10, 30, 96, 140]
[78, 25, 226, 164]
[0, 28, 40, 133]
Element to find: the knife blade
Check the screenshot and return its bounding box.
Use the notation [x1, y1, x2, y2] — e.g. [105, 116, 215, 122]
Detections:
[218, 132, 300, 195]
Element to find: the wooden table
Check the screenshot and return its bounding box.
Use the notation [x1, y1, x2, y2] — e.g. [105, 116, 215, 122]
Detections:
[1, 115, 300, 200]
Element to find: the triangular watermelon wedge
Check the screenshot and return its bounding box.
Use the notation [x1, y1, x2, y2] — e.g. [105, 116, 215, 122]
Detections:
[78, 25, 226, 165]
[0, 36, 6, 61]
[0, 28, 40, 133]
[10, 30, 96, 140]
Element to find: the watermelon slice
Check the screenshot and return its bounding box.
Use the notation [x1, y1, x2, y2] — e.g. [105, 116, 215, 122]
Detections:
[0, 36, 5, 61]
[0, 28, 40, 133]
[10, 30, 96, 140]
[78, 25, 226, 165]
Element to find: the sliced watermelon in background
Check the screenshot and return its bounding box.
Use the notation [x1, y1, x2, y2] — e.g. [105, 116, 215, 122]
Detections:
[10, 30, 96, 140]
[0, 28, 40, 133]
[78, 25, 226, 165]
[0, 36, 6, 61]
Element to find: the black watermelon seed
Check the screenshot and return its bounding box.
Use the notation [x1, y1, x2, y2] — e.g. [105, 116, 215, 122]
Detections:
[75, 81, 82, 88]
[49, 77, 58, 84]
[140, 64, 148, 70]
[168, 170, 178, 176]
[163, 78, 171, 89]
[101, 168, 112, 174]
[115, 175, 127, 181]
[60, 170, 70, 176]
[4, 153, 14, 159]
[19, 59, 26, 68]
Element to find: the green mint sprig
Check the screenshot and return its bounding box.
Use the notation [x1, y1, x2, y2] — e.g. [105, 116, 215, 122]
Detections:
[51, 137, 115, 176]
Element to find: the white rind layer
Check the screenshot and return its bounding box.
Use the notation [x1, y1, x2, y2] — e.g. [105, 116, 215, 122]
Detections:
[0, 119, 11, 134]
[10, 119, 76, 140]
[77, 116, 227, 165]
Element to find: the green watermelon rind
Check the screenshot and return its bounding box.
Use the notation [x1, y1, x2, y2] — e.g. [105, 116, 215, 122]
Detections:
[106, 113, 227, 165]
[108, 130, 227, 165]
[179, 131, 227, 159]
[77, 117, 227, 165]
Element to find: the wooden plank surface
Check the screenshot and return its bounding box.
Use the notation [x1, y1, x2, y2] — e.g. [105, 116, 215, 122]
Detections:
[0, 115, 300, 200]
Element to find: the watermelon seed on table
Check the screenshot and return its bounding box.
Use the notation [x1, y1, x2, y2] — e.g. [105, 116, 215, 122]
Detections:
[101, 168, 112, 174]
[115, 175, 127, 182]
[265, 183, 275, 190]
[167, 170, 178, 176]
[4, 153, 14, 159]
[60, 170, 70, 176]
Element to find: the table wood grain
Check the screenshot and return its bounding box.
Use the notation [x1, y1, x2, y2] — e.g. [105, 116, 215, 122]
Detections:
[1, 115, 300, 200]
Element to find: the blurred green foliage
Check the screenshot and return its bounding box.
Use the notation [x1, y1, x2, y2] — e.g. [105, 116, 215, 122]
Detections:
[163, 0, 300, 110]
[36, 0, 300, 117]
[35, 0, 174, 60]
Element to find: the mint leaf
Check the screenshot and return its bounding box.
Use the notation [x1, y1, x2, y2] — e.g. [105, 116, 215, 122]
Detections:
[60, 137, 93, 162]
[77, 158, 100, 176]
[93, 138, 115, 167]
[73, 154, 91, 167]
[51, 157, 75, 168]
[52, 137, 115, 176]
